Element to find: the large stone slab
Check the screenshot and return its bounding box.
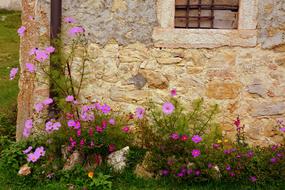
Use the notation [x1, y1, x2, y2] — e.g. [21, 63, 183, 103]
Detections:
[251, 102, 285, 117]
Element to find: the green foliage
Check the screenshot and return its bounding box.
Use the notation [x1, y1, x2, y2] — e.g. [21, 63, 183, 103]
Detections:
[89, 172, 112, 190]
[0, 11, 20, 111]
[0, 140, 26, 172]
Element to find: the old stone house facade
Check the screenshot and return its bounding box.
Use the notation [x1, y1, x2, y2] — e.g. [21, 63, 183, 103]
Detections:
[18, 0, 285, 146]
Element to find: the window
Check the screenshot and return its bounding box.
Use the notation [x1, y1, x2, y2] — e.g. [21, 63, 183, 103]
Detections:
[153, 0, 258, 48]
[175, 0, 239, 29]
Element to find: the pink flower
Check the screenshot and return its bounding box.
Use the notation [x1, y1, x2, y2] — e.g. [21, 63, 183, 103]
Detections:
[68, 26, 84, 37]
[180, 134, 188, 141]
[88, 128, 93, 136]
[68, 120, 80, 129]
[102, 120, 107, 129]
[170, 88, 177, 96]
[280, 127, 285, 132]
[80, 111, 95, 121]
[17, 26, 26, 37]
[23, 119, 33, 138]
[25, 63, 36, 73]
[95, 102, 101, 110]
[226, 165, 231, 171]
[23, 146, 33, 154]
[234, 117, 240, 128]
[135, 107, 145, 119]
[74, 121, 81, 129]
[34, 103, 44, 113]
[96, 126, 103, 133]
[26, 146, 45, 163]
[77, 129, 81, 137]
[67, 120, 75, 127]
[34, 146, 45, 157]
[170, 133, 179, 140]
[109, 118, 115, 125]
[64, 17, 76, 23]
[80, 139, 85, 146]
[229, 172, 235, 177]
[66, 95, 74, 102]
[25, 119, 33, 129]
[35, 50, 49, 62]
[23, 128, 31, 138]
[43, 98, 53, 105]
[27, 153, 39, 163]
[191, 149, 201, 158]
[162, 102, 175, 115]
[122, 126, 130, 133]
[108, 144, 116, 153]
[101, 104, 111, 114]
[9, 68, 18, 80]
[45, 120, 61, 133]
[192, 135, 202, 144]
[249, 176, 257, 182]
[29, 48, 38, 56]
[45, 46, 55, 54]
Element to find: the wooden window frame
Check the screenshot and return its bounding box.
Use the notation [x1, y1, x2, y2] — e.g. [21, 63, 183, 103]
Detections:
[153, 0, 258, 48]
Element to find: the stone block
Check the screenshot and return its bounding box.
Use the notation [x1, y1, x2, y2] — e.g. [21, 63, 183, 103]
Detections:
[206, 82, 242, 99]
[251, 102, 285, 117]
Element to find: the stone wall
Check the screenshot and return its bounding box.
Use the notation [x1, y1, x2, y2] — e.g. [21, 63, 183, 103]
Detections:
[63, 0, 157, 45]
[80, 42, 285, 146]
[62, 0, 285, 146]
[258, 0, 285, 49]
[0, 0, 21, 11]
[18, 0, 285, 145]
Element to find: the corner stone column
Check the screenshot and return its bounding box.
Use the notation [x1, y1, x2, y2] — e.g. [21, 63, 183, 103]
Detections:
[16, 0, 50, 141]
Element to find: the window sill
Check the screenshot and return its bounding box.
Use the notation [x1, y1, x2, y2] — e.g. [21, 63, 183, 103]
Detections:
[152, 27, 257, 49]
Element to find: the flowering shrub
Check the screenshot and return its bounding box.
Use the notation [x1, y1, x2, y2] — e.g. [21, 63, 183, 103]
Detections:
[2, 16, 285, 189]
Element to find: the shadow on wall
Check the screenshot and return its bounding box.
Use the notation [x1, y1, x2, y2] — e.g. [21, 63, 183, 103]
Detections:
[0, 0, 21, 11]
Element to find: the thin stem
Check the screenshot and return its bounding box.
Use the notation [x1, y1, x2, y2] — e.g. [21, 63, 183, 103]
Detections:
[76, 44, 88, 98]
[39, 64, 68, 96]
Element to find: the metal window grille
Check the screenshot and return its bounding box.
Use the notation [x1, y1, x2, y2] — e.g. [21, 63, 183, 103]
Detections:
[175, 0, 239, 29]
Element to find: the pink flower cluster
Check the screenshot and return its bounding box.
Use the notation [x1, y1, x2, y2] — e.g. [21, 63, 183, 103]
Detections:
[80, 105, 95, 121]
[34, 98, 53, 113]
[170, 133, 188, 141]
[67, 120, 81, 129]
[23, 146, 45, 163]
[23, 119, 33, 138]
[45, 120, 61, 133]
[29, 46, 55, 62]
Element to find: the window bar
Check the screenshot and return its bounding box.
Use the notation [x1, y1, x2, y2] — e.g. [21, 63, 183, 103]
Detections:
[186, 0, 190, 28]
[175, 4, 239, 11]
[198, 0, 201, 28]
[211, 0, 214, 28]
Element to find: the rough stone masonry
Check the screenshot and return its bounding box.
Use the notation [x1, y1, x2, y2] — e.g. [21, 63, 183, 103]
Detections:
[18, 0, 285, 146]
